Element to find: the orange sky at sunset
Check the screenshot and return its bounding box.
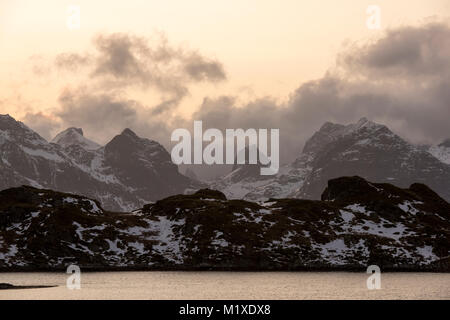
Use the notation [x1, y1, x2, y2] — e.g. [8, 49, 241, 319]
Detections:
[0, 0, 449, 144]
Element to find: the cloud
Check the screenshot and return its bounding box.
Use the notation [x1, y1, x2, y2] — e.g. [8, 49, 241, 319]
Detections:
[22, 32, 227, 148]
[29, 55, 52, 76]
[56, 88, 139, 143]
[189, 21, 450, 164]
[184, 53, 226, 82]
[338, 22, 450, 78]
[91, 33, 151, 85]
[21, 112, 60, 141]
[52, 32, 226, 114]
[55, 53, 92, 72]
[55, 87, 177, 145]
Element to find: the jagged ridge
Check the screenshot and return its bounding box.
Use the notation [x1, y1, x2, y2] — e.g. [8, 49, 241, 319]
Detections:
[213, 118, 450, 202]
[0, 114, 201, 212]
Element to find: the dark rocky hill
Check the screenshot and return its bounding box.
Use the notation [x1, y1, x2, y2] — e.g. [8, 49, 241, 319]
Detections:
[1, 176, 449, 271]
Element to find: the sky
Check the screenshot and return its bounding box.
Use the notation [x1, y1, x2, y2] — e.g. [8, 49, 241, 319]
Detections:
[1, 0, 450, 177]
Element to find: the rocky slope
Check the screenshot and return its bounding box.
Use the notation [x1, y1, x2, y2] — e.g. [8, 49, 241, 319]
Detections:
[429, 139, 450, 165]
[0, 114, 200, 212]
[213, 118, 450, 203]
[1, 177, 449, 271]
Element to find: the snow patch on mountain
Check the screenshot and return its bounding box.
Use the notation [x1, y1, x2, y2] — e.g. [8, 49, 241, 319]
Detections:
[429, 142, 450, 164]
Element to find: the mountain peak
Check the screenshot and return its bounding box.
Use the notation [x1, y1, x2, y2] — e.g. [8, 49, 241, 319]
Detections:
[0, 114, 48, 146]
[51, 127, 100, 150]
[356, 117, 369, 125]
[71, 127, 83, 136]
[350, 117, 381, 132]
[303, 119, 373, 154]
[121, 128, 138, 138]
[318, 121, 345, 133]
[0, 114, 14, 121]
[0, 114, 23, 127]
[57, 127, 84, 136]
[315, 118, 381, 140]
[106, 128, 166, 158]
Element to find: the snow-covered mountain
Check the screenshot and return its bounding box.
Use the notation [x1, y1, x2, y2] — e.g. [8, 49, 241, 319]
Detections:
[0, 114, 200, 211]
[2, 114, 449, 209]
[429, 139, 450, 165]
[212, 118, 450, 202]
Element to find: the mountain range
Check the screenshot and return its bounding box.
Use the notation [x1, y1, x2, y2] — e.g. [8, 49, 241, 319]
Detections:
[0, 114, 200, 212]
[212, 118, 450, 203]
[1, 114, 449, 210]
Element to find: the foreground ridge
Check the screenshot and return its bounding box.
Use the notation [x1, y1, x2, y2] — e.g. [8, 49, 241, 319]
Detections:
[0, 176, 449, 271]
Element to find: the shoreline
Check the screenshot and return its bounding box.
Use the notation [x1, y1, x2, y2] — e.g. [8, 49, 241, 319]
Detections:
[1, 266, 449, 273]
[0, 283, 57, 290]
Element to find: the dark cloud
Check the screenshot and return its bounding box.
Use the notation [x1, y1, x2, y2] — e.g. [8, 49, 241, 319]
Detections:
[188, 22, 450, 165]
[55, 88, 176, 145]
[184, 53, 226, 82]
[52, 33, 226, 114]
[55, 53, 92, 72]
[25, 32, 227, 147]
[338, 22, 450, 78]
[22, 112, 60, 141]
[91, 33, 151, 84]
[56, 88, 139, 143]
[88, 33, 226, 91]
[151, 90, 188, 116]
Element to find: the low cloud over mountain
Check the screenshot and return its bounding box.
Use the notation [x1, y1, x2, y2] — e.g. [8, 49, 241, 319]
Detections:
[191, 22, 450, 163]
[26, 32, 227, 143]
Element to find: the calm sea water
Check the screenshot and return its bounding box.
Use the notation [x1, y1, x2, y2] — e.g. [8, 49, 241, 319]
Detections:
[0, 272, 449, 300]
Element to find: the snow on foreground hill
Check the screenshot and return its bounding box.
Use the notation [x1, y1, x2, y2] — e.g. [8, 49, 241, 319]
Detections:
[1, 176, 449, 271]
